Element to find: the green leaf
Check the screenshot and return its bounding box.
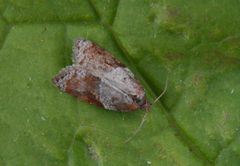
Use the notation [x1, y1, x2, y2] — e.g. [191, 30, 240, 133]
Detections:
[0, 0, 240, 165]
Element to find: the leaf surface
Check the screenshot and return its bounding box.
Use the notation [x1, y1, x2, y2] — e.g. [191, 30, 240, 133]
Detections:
[0, 0, 240, 165]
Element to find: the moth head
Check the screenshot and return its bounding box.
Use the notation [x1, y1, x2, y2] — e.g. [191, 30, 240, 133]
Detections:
[140, 99, 151, 111]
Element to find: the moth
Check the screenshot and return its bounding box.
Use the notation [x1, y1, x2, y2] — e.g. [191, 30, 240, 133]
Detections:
[52, 38, 168, 142]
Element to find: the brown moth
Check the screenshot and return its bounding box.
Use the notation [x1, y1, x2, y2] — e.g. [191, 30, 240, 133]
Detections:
[52, 38, 168, 143]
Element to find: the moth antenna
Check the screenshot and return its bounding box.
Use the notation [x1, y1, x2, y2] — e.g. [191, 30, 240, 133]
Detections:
[151, 72, 170, 105]
[123, 72, 170, 143]
[123, 109, 149, 143]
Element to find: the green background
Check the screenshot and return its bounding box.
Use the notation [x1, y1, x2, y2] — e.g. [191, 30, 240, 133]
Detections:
[0, 0, 240, 165]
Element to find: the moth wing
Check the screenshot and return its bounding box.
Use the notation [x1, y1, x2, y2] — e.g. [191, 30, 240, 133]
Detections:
[52, 65, 140, 111]
[52, 65, 104, 108]
[72, 38, 127, 68]
[100, 67, 147, 108]
[72, 38, 147, 108]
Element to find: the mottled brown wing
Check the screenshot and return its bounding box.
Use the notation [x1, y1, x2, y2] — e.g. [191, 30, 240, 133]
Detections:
[72, 38, 148, 109]
[72, 38, 126, 69]
[52, 65, 141, 111]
